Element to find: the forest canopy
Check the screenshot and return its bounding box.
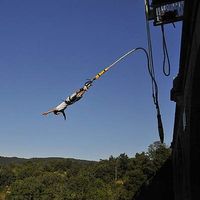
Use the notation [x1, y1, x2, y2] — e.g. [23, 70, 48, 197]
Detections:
[0, 142, 171, 200]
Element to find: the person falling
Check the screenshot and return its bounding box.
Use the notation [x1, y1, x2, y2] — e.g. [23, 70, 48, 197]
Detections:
[42, 82, 91, 120]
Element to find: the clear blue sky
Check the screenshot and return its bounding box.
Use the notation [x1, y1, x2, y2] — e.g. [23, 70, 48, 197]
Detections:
[0, 0, 182, 161]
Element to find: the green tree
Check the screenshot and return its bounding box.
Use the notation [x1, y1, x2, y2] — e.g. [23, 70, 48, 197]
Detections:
[0, 167, 15, 188]
[6, 177, 44, 200]
[93, 159, 115, 182]
[147, 141, 171, 170]
[117, 154, 129, 179]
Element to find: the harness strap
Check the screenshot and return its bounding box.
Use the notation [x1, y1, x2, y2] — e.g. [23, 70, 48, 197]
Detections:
[65, 93, 82, 105]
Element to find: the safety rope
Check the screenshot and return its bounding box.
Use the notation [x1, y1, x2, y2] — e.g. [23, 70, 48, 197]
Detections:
[144, 0, 164, 143]
[161, 24, 171, 76]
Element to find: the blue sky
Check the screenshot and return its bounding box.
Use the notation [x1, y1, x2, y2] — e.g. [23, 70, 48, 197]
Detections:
[0, 0, 182, 161]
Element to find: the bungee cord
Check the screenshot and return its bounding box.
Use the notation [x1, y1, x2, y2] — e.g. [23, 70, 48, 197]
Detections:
[88, 48, 157, 91]
[91, 48, 141, 81]
[84, 47, 164, 143]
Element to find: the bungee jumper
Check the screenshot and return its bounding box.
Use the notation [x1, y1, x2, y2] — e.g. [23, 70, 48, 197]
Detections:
[42, 81, 92, 120]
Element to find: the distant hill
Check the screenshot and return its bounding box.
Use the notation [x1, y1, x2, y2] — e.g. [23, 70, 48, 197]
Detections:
[0, 156, 27, 165]
[0, 156, 96, 166]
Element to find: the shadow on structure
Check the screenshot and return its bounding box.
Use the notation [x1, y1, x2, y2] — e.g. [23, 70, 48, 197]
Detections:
[134, 157, 174, 200]
[136, 0, 200, 199]
[170, 0, 200, 199]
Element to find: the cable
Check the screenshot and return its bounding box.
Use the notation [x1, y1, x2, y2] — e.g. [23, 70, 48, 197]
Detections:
[144, 0, 158, 106]
[87, 47, 164, 143]
[144, 0, 164, 143]
[161, 24, 171, 76]
[91, 48, 148, 81]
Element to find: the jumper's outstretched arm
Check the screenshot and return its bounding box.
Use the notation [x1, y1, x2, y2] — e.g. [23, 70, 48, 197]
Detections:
[42, 108, 56, 116]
